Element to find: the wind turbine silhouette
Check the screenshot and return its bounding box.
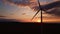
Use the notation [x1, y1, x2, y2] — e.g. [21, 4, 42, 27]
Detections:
[31, 0, 60, 21]
[31, 0, 43, 34]
[31, 0, 42, 22]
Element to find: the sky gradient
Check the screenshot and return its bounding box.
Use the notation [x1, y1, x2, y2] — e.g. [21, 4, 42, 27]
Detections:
[0, 0, 60, 23]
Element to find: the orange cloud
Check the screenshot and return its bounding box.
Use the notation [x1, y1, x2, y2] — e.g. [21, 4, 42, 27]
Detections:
[43, 16, 60, 23]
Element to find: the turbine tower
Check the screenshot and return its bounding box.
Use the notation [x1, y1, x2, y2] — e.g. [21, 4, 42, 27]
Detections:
[31, 0, 43, 34]
[31, 0, 42, 22]
[31, 0, 60, 21]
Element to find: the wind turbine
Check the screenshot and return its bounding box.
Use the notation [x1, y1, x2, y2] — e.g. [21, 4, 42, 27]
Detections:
[31, 0, 42, 22]
[31, 0, 43, 34]
[31, 0, 60, 21]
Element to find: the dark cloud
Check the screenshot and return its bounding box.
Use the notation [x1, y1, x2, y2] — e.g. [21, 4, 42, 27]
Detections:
[0, 18, 21, 22]
[42, 1, 60, 11]
[42, 1, 60, 16]
[45, 7, 60, 16]
[3, 0, 60, 16]
[7, 0, 30, 6]
[0, 15, 6, 17]
[33, 1, 60, 11]
[32, 1, 60, 16]
[3, 0, 37, 6]
[3, 0, 60, 10]
[3, 0, 38, 11]
[31, 6, 39, 11]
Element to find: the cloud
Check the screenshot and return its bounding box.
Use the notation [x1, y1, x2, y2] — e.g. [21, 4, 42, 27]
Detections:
[3, 0, 38, 11]
[2, 0, 52, 11]
[22, 13, 26, 15]
[33, 1, 60, 11]
[2, 0, 60, 16]
[0, 15, 6, 17]
[42, 1, 60, 16]
[0, 18, 21, 22]
[31, 1, 60, 16]
[53, 0, 60, 1]
[45, 7, 60, 16]
[3, 0, 37, 6]
[3, 0, 60, 10]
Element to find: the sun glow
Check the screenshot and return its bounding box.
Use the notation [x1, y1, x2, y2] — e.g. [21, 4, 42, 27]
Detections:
[37, 19, 41, 22]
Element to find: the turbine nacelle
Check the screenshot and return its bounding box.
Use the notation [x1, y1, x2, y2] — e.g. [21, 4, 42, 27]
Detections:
[31, 0, 60, 20]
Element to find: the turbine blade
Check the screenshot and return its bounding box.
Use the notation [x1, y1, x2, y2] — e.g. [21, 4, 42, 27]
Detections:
[31, 0, 41, 20]
[41, 1, 60, 11]
[38, 0, 42, 10]
[31, 9, 40, 20]
[38, 0, 41, 8]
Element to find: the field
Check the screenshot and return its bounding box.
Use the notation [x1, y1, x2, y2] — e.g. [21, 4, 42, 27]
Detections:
[0, 22, 60, 34]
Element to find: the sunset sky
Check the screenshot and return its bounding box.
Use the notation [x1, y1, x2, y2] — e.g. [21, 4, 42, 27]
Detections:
[0, 0, 60, 23]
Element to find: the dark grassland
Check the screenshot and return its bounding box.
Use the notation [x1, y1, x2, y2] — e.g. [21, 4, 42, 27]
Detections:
[0, 22, 60, 34]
